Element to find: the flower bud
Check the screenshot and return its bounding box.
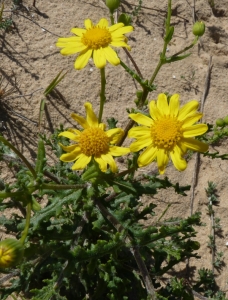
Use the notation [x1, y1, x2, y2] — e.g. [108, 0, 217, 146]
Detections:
[105, 0, 120, 13]
[0, 239, 24, 268]
[223, 116, 228, 125]
[118, 13, 132, 26]
[192, 21, 205, 37]
[216, 118, 225, 127]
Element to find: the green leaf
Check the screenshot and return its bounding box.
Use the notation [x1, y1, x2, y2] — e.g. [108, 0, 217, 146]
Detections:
[166, 53, 191, 63]
[38, 99, 46, 129]
[44, 70, 67, 96]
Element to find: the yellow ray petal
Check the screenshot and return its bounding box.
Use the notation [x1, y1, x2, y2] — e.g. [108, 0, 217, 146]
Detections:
[170, 145, 187, 171]
[157, 148, 169, 174]
[157, 94, 169, 116]
[59, 143, 80, 153]
[97, 18, 109, 28]
[94, 156, 107, 173]
[71, 113, 89, 129]
[75, 49, 93, 70]
[130, 138, 152, 152]
[60, 44, 87, 55]
[178, 100, 199, 121]
[138, 144, 157, 167]
[103, 47, 120, 66]
[169, 94, 180, 117]
[72, 154, 91, 170]
[56, 36, 82, 46]
[182, 113, 203, 128]
[127, 126, 151, 138]
[108, 146, 130, 156]
[60, 148, 81, 162]
[149, 100, 163, 120]
[100, 153, 118, 173]
[93, 48, 106, 69]
[58, 131, 78, 141]
[183, 124, 208, 137]
[109, 23, 124, 32]
[111, 26, 133, 36]
[70, 28, 86, 36]
[129, 113, 153, 127]
[84, 19, 93, 29]
[84, 102, 98, 127]
[182, 138, 209, 152]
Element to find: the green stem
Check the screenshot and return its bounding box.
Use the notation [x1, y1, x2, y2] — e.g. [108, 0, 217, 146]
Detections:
[171, 36, 199, 57]
[98, 68, 106, 123]
[41, 183, 87, 190]
[0, 188, 36, 200]
[110, 13, 114, 25]
[20, 201, 32, 245]
[0, 136, 37, 179]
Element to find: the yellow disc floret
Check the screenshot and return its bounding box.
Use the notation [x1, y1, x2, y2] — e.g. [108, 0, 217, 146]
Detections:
[151, 117, 183, 149]
[79, 127, 110, 156]
[81, 27, 112, 50]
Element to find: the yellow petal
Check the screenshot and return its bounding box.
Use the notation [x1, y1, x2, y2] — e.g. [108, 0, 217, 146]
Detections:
[100, 153, 118, 173]
[59, 143, 79, 153]
[71, 113, 89, 129]
[170, 145, 187, 171]
[84, 19, 93, 29]
[127, 126, 151, 138]
[169, 94, 180, 117]
[72, 154, 91, 170]
[60, 44, 87, 55]
[75, 49, 92, 70]
[149, 100, 163, 120]
[56, 36, 82, 46]
[130, 138, 152, 152]
[182, 138, 209, 152]
[183, 124, 208, 137]
[70, 28, 86, 36]
[97, 18, 109, 28]
[182, 113, 203, 128]
[138, 144, 157, 167]
[60, 148, 81, 162]
[103, 47, 120, 66]
[111, 26, 133, 36]
[106, 128, 123, 144]
[129, 113, 153, 127]
[157, 94, 169, 116]
[59, 131, 78, 141]
[157, 148, 169, 174]
[109, 23, 124, 32]
[99, 123, 106, 131]
[84, 102, 98, 127]
[178, 100, 199, 121]
[94, 156, 107, 173]
[108, 146, 130, 156]
[93, 48, 106, 69]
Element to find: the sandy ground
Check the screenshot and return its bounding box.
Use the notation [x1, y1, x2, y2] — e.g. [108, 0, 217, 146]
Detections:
[1, 0, 228, 297]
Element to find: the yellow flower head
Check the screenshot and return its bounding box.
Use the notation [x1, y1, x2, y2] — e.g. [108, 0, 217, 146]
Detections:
[0, 239, 24, 268]
[59, 103, 129, 172]
[128, 94, 209, 174]
[56, 18, 133, 70]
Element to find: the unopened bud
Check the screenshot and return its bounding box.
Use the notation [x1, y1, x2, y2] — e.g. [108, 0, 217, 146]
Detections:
[216, 118, 225, 127]
[105, 0, 120, 13]
[223, 116, 228, 125]
[0, 239, 24, 268]
[192, 21, 205, 37]
[118, 13, 132, 26]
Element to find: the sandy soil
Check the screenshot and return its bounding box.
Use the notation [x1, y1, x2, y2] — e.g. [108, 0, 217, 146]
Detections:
[1, 0, 228, 297]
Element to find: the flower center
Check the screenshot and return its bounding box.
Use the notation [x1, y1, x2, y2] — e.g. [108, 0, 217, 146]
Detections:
[81, 26, 112, 50]
[79, 127, 110, 156]
[151, 117, 183, 149]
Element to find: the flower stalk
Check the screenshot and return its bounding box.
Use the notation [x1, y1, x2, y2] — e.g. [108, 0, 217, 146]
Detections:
[98, 68, 106, 123]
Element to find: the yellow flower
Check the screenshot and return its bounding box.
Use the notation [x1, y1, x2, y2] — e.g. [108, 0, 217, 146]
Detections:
[56, 18, 133, 70]
[0, 239, 24, 268]
[128, 94, 209, 174]
[59, 103, 129, 172]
